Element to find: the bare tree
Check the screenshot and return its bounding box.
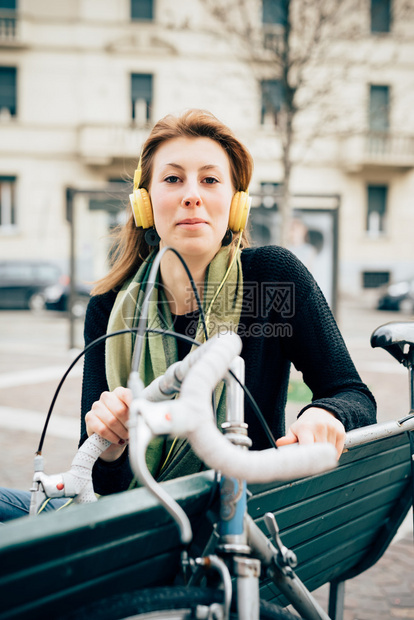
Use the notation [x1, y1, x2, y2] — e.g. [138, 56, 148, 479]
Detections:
[200, 0, 411, 246]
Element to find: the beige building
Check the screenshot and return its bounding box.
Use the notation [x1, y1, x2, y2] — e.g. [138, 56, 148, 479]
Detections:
[0, 0, 413, 304]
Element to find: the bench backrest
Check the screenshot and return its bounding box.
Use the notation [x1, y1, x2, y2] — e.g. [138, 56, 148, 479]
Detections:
[0, 428, 412, 618]
[253, 431, 413, 605]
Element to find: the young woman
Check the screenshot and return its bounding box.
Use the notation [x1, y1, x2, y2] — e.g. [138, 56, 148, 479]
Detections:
[81, 109, 376, 495]
[0, 109, 376, 518]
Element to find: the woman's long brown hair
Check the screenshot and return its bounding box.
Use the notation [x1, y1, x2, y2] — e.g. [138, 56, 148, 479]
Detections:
[92, 109, 254, 296]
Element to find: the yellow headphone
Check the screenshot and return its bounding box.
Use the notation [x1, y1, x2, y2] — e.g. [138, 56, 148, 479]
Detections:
[129, 158, 251, 233]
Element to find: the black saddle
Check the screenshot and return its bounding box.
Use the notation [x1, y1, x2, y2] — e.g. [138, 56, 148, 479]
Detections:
[371, 321, 414, 366]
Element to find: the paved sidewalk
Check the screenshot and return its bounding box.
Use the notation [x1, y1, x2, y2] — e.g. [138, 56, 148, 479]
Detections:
[311, 534, 414, 619]
[0, 304, 413, 618]
[300, 297, 414, 618]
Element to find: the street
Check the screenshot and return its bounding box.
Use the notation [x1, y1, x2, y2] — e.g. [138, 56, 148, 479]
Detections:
[0, 310, 83, 488]
[0, 300, 413, 619]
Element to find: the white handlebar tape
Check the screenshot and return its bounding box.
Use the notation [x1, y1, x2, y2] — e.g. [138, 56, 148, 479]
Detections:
[141, 337, 218, 402]
[189, 432, 337, 483]
[168, 332, 337, 483]
[64, 434, 111, 503]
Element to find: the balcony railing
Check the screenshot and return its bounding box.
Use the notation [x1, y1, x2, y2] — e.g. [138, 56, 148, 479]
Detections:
[78, 124, 150, 164]
[366, 132, 414, 159]
[0, 10, 18, 45]
[341, 131, 414, 170]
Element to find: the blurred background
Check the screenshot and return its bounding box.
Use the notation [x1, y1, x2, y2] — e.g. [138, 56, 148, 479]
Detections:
[0, 0, 413, 480]
[0, 5, 413, 614]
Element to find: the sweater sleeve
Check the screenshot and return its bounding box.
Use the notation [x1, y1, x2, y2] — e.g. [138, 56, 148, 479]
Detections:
[284, 267, 377, 432]
[80, 291, 134, 495]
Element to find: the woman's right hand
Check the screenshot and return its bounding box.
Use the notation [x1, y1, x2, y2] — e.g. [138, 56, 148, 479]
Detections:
[85, 386, 132, 462]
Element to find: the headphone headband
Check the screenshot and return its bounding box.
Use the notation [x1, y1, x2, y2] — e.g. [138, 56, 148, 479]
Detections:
[133, 157, 142, 190]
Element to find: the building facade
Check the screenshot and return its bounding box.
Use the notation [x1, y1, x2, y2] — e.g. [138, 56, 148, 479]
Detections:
[0, 0, 413, 301]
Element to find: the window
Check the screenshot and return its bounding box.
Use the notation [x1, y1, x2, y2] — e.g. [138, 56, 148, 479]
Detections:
[131, 73, 153, 124]
[368, 86, 390, 155]
[371, 0, 391, 33]
[0, 0, 17, 41]
[89, 181, 127, 232]
[260, 181, 282, 210]
[261, 79, 284, 125]
[366, 85, 390, 156]
[131, 0, 153, 21]
[367, 185, 387, 235]
[0, 0, 16, 9]
[369, 85, 389, 131]
[262, 0, 287, 50]
[0, 176, 16, 230]
[249, 182, 281, 246]
[362, 271, 390, 288]
[0, 66, 17, 117]
[262, 0, 287, 26]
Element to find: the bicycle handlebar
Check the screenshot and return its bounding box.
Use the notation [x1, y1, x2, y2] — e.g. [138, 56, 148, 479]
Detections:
[29, 433, 111, 514]
[30, 332, 337, 514]
[141, 335, 221, 401]
[29, 344, 219, 513]
[130, 332, 338, 484]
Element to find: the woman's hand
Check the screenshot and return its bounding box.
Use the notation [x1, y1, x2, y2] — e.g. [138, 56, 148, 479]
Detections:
[276, 408, 346, 459]
[85, 386, 132, 462]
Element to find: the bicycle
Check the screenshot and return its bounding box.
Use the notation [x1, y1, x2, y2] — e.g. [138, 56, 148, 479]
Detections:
[30, 330, 339, 619]
[27, 319, 414, 620]
[27, 247, 414, 619]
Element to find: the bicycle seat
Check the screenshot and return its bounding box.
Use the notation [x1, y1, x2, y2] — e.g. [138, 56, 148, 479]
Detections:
[371, 321, 414, 365]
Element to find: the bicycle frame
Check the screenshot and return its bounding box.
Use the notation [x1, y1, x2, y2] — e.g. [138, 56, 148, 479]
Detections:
[23, 321, 414, 620]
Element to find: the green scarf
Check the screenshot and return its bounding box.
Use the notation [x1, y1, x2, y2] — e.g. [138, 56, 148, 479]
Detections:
[106, 246, 243, 480]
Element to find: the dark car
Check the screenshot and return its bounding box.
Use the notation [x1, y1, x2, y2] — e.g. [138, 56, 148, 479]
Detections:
[38, 277, 91, 317]
[377, 277, 414, 314]
[0, 260, 61, 310]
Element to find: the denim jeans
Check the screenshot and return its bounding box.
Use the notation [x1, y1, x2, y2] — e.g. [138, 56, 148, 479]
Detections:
[0, 487, 68, 523]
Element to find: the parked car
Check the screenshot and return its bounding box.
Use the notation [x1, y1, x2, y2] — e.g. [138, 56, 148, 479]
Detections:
[38, 277, 91, 317]
[0, 260, 61, 310]
[377, 277, 414, 314]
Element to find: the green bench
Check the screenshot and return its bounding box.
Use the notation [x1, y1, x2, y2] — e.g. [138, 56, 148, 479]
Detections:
[0, 421, 412, 620]
[251, 423, 413, 617]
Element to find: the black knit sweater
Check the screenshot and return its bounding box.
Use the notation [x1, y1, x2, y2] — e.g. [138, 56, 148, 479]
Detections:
[80, 246, 376, 495]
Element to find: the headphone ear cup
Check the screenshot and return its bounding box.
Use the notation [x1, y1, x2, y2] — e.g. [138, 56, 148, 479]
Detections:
[228, 191, 251, 232]
[129, 188, 154, 228]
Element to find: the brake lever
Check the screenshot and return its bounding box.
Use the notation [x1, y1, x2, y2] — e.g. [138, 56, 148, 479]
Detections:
[29, 434, 111, 516]
[128, 398, 193, 544]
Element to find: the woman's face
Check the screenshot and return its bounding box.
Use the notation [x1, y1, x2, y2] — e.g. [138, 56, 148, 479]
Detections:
[149, 136, 234, 264]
